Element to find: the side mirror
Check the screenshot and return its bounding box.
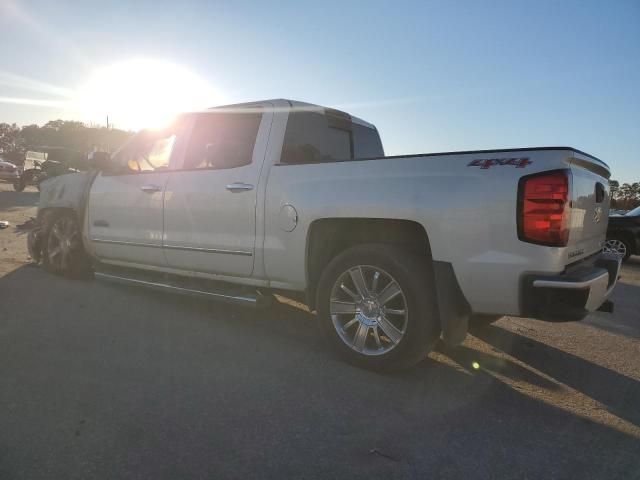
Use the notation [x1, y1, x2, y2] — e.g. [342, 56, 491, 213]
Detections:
[89, 151, 112, 172]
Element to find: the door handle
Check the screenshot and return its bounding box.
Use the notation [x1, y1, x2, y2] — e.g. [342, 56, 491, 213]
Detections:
[225, 182, 254, 192]
[141, 184, 162, 193]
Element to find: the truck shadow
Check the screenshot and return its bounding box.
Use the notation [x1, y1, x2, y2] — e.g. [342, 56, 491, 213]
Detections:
[584, 282, 640, 339]
[465, 324, 640, 428]
[1, 264, 639, 478]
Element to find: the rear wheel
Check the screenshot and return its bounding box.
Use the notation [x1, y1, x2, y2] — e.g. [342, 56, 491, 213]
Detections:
[317, 244, 440, 371]
[43, 212, 91, 277]
[603, 237, 631, 262]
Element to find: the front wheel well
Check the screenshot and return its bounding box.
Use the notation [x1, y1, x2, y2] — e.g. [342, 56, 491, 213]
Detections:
[30, 208, 79, 262]
[38, 207, 77, 225]
[305, 218, 433, 309]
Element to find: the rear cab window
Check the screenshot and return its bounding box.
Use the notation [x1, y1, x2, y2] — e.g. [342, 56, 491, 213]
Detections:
[280, 110, 383, 164]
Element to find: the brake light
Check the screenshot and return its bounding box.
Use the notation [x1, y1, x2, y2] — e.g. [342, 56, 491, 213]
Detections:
[518, 170, 571, 246]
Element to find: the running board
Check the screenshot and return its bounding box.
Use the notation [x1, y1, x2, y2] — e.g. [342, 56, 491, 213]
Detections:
[94, 271, 273, 308]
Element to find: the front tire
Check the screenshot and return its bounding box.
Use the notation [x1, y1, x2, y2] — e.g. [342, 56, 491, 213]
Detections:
[43, 212, 91, 277]
[317, 244, 440, 371]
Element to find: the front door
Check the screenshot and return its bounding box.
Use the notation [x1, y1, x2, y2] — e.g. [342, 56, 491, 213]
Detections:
[88, 122, 184, 267]
[163, 108, 271, 277]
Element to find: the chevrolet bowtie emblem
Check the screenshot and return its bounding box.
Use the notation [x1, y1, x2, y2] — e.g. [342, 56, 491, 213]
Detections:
[593, 206, 603, 223]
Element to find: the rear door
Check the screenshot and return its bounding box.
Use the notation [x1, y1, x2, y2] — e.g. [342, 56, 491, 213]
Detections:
[162, 107, 272, 277]
[87, 120, 186, 266]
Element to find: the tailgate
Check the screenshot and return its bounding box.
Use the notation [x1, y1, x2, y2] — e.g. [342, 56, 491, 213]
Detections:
[566, 151, 611, 261]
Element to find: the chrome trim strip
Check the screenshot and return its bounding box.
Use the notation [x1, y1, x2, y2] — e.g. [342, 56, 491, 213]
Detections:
[94, 272, 266, 307]
[532, 271, 608, 289]
[90, 238, 162, 248]
[90, 238, 253, 256]
[534, 270, 611, 312]
[163, 244, 253, 256]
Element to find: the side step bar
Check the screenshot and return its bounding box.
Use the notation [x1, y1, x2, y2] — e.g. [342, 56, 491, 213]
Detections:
[95, 271, 273, 308]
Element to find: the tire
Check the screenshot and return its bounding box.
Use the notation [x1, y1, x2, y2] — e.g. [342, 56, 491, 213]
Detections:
[316, 243, 440, 371]
[42, 211, 92, 277]
[603, 236, 632, 262]
[470, 314, 502, 328]
[13, 179, 25, 192]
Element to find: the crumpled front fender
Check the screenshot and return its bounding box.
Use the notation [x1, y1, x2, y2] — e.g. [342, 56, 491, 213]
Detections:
[38, 171, 95, 212]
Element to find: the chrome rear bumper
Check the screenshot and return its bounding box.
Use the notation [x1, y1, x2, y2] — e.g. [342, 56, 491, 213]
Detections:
[522, 253, 621, 321]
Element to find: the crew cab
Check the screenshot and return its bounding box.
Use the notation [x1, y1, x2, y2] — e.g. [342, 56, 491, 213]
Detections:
[30, 99, 620, 370]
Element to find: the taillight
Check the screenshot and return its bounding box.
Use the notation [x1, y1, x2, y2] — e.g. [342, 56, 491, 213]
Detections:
[518, 170, 571, 246]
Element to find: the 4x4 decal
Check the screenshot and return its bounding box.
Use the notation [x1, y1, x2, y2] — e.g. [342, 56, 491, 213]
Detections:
[468, 157, 532, 169]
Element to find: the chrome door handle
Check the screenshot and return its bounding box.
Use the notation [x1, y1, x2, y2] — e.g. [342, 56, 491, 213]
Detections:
[141, 184, 162, 193]
[225, 183, 254, 192]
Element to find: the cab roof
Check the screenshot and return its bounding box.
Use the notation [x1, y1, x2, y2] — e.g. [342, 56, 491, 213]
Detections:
[203, 99, 376, 129]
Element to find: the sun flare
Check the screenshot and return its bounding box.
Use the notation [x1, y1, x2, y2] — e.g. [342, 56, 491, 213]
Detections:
[74, 59, 223, 130]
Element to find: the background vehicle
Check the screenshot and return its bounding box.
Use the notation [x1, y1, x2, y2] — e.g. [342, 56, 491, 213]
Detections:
[14, 148, 83, 191]
[30, 99, 620, 370]
[604, 206, 640, 261]
[0, 159, 20, 185]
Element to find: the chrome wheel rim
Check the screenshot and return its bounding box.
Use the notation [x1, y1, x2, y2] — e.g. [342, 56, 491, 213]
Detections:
[603, 239, 627, 258]
[329, 265, 408, 356]
[47, 217, 80, 270]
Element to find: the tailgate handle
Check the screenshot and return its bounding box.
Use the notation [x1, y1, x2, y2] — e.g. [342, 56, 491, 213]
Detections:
[595, 182, 605, 203]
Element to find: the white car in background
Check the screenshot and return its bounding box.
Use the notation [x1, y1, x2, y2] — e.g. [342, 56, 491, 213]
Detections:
[0, 159, 20, 184]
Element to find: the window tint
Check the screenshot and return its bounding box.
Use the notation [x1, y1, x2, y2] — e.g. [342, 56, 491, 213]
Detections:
[281, 112, 352, 164]
[183, 111, 262, 170]
[353, 123, 384, 159]
[281, 111, 383, 164]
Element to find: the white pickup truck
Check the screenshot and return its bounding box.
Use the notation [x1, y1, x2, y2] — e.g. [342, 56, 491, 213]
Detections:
[30, 99, 620, 370]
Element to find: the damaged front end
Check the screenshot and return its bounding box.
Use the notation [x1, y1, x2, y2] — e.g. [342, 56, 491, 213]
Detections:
[26, 219, 45, 264]
[27, 171, 97, 264]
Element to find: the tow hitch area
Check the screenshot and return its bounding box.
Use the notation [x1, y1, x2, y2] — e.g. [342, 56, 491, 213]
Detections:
[597, 300, 614, 313]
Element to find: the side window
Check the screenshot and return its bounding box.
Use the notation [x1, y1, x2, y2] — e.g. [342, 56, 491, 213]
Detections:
[183, 111, 262, 170]
[111, 118, 184, 174]
[126, 134, 176, 172]
[353, 123, 384, 159]
[280, 112, 352, 164]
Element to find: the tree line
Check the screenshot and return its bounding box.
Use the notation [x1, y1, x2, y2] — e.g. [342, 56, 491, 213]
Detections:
[0, 120, 133, 166]
[609, 180, 640, 210]
[0, 120, 638, 209]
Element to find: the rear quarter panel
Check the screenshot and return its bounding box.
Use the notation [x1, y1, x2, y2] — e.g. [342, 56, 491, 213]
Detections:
[263, 149, 582, 315]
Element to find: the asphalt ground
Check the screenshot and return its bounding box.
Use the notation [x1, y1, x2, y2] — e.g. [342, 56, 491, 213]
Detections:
[1, 183, 639, 479]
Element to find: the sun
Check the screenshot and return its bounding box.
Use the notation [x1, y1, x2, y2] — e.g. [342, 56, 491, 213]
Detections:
[74, 59, 224, 130]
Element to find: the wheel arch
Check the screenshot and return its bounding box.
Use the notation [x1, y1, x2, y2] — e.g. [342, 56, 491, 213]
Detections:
[305, 217, 470, 346]
[38, 206, 78, 224]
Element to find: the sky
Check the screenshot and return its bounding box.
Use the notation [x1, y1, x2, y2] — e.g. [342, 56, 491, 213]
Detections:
[0, 0, 638, 182]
